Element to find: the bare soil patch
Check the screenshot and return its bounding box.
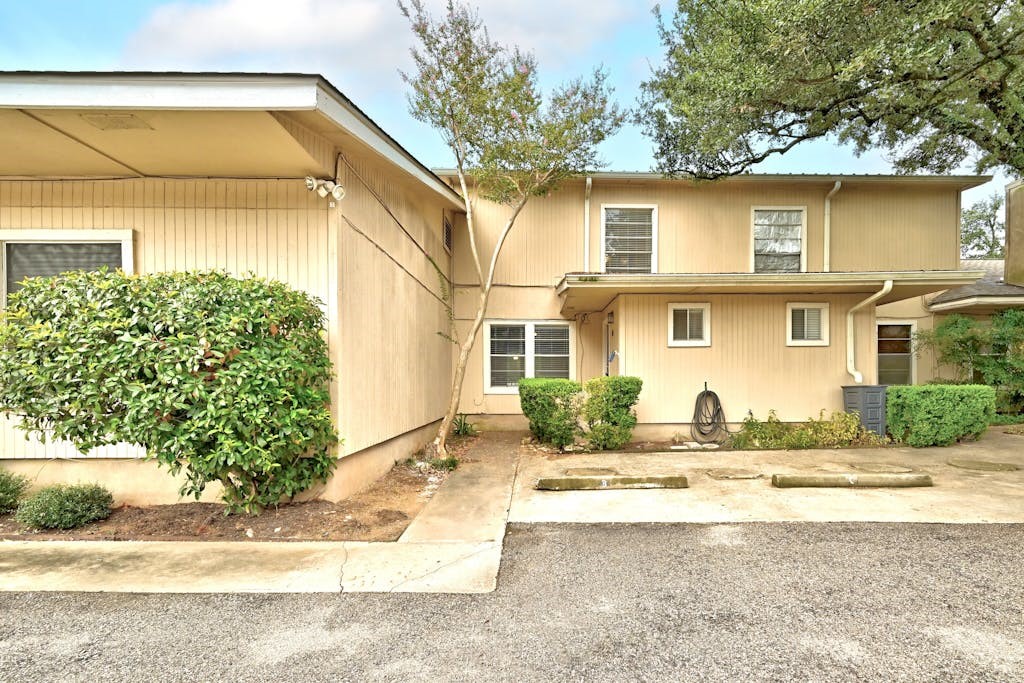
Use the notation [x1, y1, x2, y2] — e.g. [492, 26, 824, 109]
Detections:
[0, 448, 470, 542]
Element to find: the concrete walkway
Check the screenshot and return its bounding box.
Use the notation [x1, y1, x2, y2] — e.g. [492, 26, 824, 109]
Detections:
[0, 434, 522, 594]
[512, 428, 1024, 524]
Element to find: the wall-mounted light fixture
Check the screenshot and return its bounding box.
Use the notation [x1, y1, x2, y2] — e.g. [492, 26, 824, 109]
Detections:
[304, 176, 345, 201]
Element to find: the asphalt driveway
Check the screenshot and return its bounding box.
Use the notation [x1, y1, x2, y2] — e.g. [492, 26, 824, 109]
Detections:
[2, 522, 1022, 682]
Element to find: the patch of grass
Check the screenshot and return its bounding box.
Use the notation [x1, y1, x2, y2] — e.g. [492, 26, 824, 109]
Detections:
[14, 483, 113, 530]
[428, 456, 459, 471]
[0, 469, 30, 514]
[990, 413, 1024, 426]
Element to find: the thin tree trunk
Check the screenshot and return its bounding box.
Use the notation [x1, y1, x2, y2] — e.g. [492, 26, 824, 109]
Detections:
[429, 193, 530, 458]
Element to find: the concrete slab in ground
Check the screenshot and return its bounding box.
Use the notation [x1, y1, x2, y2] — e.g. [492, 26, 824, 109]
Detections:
[399, 432, 519, 543]
[512, 429, 1024, 524]
[0, 539, 501, 594]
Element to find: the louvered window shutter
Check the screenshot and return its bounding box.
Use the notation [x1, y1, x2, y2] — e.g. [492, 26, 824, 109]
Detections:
[604, 207, 653, 273]
[5, 242, 123, 296]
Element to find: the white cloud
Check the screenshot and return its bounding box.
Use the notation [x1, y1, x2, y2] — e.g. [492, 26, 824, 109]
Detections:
[123, 0, 648, 98]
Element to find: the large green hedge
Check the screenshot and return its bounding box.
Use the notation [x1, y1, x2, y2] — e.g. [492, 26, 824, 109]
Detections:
[887, 385, 995, 447]
[582, 376, 643, 450]
[518, 378, 582, 448]
[519, 376, 643, 450]
[0, 269, 338, 514]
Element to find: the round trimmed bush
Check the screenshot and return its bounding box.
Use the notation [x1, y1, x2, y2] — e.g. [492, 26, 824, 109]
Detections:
[15, 484, 113, 530]
[0, 269, 339, 515]
[0, 469, 30, 514]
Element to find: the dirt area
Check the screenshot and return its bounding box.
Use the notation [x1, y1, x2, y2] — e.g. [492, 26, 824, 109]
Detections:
[0, 437, 476, 542]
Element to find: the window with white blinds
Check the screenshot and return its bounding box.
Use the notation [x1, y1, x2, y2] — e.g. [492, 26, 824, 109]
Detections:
[1, 231, 132, 304]
[787, 303, 829, 346]
[603, 206, 656, 273]
[753, 208, 804, 273]
[485, 321, 571, 392]
[668, 303, 711, 347]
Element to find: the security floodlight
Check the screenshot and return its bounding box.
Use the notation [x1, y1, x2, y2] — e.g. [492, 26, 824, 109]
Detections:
[304, 176, 317, 191]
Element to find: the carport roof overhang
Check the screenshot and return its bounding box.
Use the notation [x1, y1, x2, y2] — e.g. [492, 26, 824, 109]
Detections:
[557, 271, 985, 314]
[0, 71, 464, 208]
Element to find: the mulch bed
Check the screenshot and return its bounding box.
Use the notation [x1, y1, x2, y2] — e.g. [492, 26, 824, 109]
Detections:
[0, 436, 476, 543]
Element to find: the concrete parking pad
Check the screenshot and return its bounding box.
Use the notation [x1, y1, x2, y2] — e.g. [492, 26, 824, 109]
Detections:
[512, 429, 1024, 524]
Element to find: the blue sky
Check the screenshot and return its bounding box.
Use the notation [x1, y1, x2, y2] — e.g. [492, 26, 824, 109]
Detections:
[0, 0, 1010, 207]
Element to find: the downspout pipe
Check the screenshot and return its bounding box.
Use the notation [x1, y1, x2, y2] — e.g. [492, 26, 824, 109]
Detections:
[847, 279, 893, 383]
[583, 176, 593, 272]
[824, 180, 841, 272]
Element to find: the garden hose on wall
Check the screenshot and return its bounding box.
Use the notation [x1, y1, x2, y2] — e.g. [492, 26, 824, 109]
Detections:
[692, 384, 729, 444]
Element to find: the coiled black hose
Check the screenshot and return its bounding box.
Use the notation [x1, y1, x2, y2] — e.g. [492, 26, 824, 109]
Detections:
[692, 387, 729, 444]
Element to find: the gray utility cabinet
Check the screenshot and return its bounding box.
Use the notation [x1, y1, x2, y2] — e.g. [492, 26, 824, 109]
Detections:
[842, 385, 888, 436]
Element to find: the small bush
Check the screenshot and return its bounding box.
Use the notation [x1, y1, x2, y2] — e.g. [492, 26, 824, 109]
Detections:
[452, 413, 478, 437]
[518, 378, 583, 448]
[14, 484, 113, 530]
[729, 410, 887, 450]
[990, 413, 1024, 426]
[0, 469, 30, 514]
[887, 385, 995, 447]
[582, 376, 643, 450]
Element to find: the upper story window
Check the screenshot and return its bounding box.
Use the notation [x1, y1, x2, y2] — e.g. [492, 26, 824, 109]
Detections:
[603, 205, 657, 274]
[668, 303, 711, 347]
[753, 208, 805, 273]
[787, 302, 829, 347]
[1, 230, 133, 305]
[484, 320, 571, 393]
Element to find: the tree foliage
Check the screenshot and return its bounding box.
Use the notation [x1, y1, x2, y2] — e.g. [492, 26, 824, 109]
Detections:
[0, 270, 338, 514]
[399, 0, 624, 456]
[639, 0, 1024, 178]
[961, 192, 1006, 257]
[915, 310, 1024, 412]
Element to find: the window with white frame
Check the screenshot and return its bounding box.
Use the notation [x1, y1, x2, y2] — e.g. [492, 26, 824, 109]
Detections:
[603, 206, 656, 274]
[1, 230, 133, 305]
[485, 321, 571, 392]
[668, 303, 710, 347]
[753, 208, 804, 273]
[787, 303, 829, 346]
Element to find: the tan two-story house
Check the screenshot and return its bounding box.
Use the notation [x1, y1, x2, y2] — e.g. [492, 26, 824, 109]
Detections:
[0, 71, 990, 504]
[446, 172, 988, 437]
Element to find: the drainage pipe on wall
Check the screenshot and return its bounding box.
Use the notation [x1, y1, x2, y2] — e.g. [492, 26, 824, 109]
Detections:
[583, 176, 593, 272]
[823, 180, 841, 272]
[846, 279, 893, 383]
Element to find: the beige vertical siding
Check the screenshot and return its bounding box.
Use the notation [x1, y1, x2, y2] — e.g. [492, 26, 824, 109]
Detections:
[1007, 182, 1024, 286]
[0, 178, 330, 459]
[336, 153, 454, 455]
[620, 294, 877, 424]
[829, 185, 959, 272]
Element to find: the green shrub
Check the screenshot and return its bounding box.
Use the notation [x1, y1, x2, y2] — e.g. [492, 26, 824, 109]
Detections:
[0, 469, 30, 514]
[518, 378, 582, 448]
[729, 410, 887, 450]
[990, 412, 1024, 426]
[887, 384, 995, 447]
[582, 376, 643, 450]
[0, 269, 338, 515]
[14, 484, 113, 530]
[452, 413, 478, 437]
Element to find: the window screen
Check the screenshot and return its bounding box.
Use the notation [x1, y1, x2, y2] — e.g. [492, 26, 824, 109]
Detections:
[791, 307, 823, 341]
[754, 209, 803, 273]
[671, 307, 705, 343]
[443, 217, 453, 253]
[604, 207, 654, 273]
[878, 324, 913, 385]
[5, 242, 123, 296]
[489, 324, 526, 388]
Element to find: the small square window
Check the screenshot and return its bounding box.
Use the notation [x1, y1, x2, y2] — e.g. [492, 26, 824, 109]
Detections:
[787, 303, 829, 346]
[668, 303, 711, 347]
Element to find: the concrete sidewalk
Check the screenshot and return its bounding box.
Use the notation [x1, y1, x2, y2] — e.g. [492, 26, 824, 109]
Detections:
[512, 429, 1024, 524]
[0, 434, 522, 594]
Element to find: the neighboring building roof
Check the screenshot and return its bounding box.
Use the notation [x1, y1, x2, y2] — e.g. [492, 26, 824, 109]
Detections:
[432, 169, 991, 190]
[0, 71, 464, 207]
[929, 259, 1024, 309]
